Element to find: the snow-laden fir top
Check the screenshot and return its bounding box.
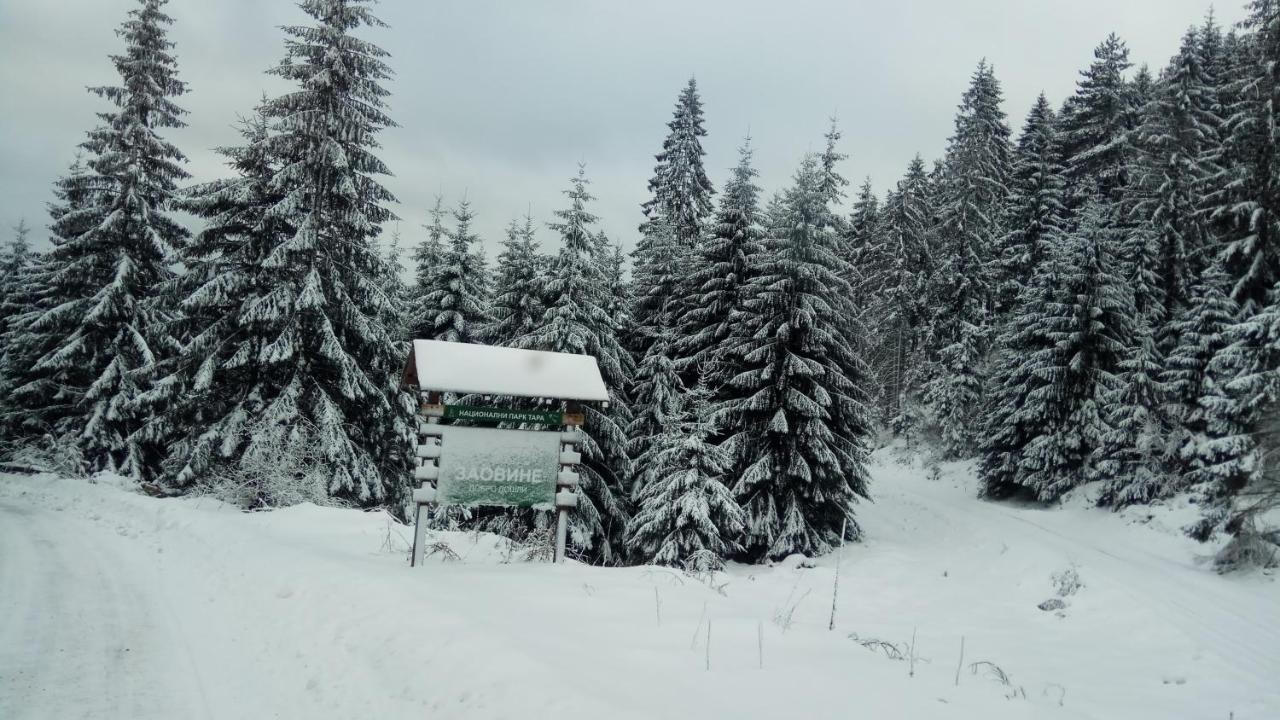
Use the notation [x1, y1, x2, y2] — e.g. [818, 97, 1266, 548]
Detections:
[404, 339, 609, 402]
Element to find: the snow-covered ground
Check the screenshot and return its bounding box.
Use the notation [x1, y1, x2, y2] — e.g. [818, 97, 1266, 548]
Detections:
[1, 452, 1276, 720]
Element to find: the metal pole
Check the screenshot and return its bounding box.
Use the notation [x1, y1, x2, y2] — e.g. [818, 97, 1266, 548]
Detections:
[412, 502, 429, 567]
[554, 507, 568, 562]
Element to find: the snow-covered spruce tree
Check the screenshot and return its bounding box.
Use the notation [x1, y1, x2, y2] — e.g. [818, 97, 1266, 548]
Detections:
[629, 217, 683, 348]
[160, 0, 411, 506]
[13, 0, 190, 478]
[844, 177, 884, 312]
[817, 120, 851, 238]
[632, 77, 714, 359]
[1162, 265, 1237, 493]
[1096, 331, 1175, 505]
[926, 60, 1012, 457]
[639, 76, 715, 250]
[717, 154, 872, 559]
[1181, 2, 1280, 538]
[1132, 27, 1221, 331]
[627, 379, 744, 570]
[0, 159, 95, 441]
[409, 195, 448, 340]
[140, 111, 289, 491]
[486, 213, 544, 347]
[516, 167, 633, 562]
[600, 237, 633, 345]
[980, 200, 1134, 501]
[419, 199, 490, 344]
[1059, 33, 1135, 206]
[997, 94, 1067, 317]
[0, 220, 36, 424]
[1093, 29, 1224, 507]
[383, 225, 413, 347]
[1190, 277, 1280, 554]
[0, 220, 33, 336]
[673, 138, 765, 391]
[877, 156, 936, 432]
[625, 329, 685, 498]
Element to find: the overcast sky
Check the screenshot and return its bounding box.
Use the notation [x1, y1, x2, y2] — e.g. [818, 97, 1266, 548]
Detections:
[0, 0, 1241, 259]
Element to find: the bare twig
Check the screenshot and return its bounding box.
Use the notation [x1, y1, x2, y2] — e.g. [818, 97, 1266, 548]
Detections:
[829, 518, 847, 631]
[909, 627, 918, 678]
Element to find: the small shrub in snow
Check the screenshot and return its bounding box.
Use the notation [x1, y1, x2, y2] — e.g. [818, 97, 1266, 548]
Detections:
[848, 633, 908, 660]
[969, 661, 1027, 699]
[1214, 521, 1279, 571]
[1037, 598, 1067, 611]
[771, 581, 812, 632]
[0, 433, 86, 478]
[1051, 564, 1084, 596]
[422, 540, 461, 562]
[197, 416, 339, 509]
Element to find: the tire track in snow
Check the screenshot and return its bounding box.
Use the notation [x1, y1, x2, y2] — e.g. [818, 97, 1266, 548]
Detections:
[0, 500, 214, 720]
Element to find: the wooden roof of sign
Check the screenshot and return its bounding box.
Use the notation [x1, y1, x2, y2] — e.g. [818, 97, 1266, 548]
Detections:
[401, 339, 610, 402]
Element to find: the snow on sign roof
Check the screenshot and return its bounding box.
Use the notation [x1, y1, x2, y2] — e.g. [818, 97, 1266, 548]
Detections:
[402, 339, 610, 402]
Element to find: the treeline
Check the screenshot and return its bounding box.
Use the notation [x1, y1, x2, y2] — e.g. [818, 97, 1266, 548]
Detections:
[1, 0, 1278, 570]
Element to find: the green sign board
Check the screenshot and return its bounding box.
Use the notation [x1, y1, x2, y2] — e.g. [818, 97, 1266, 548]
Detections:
[435, 425, 561, 508]
[441, 404, 565, 425]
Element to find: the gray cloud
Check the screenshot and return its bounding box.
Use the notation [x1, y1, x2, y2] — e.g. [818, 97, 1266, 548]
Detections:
[0, 0, 1239, 259]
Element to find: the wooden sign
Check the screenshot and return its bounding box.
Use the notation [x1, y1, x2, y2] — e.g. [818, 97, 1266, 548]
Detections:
[418, 402, 583, 426]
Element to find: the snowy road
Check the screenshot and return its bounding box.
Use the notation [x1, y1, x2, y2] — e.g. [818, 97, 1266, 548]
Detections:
[0, 499, 213, 720]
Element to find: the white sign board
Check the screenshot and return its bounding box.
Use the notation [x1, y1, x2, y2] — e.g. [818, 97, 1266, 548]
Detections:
[434, 425, 562, 509]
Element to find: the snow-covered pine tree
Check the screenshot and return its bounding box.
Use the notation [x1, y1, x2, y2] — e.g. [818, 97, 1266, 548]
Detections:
[1059, 33, 1135, 206]
[980, 200, 1134, 501]
[718, 153, 872, 559]
[516, 166, 634, 561]
[673, 138, 765, 391]
[926, 60, 1012, 457]
[161, 0, 411, 506]
[627, 378, 744, 570]
[632, 77, 714, 360]
[998, 94, 1068, 317]
[486, 213, 544, 347]
[419, 199, 490, 344]
[13, 0, 190, 478]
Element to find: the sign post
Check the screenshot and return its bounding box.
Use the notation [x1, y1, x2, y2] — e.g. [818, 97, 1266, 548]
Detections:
[410, 415, 582, 565]
[400, 340, 607, 567]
